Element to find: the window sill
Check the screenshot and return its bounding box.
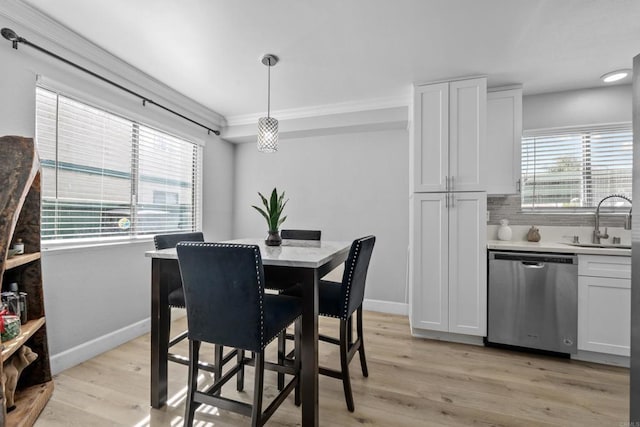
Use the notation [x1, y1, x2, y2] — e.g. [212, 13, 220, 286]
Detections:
[41, 236, 155, 255]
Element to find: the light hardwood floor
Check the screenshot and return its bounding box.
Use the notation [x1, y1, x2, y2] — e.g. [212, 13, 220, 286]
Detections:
[34, 311, 629, 426]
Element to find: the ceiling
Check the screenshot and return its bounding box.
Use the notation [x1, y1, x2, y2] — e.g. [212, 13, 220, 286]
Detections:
[22, 0, 640, 121]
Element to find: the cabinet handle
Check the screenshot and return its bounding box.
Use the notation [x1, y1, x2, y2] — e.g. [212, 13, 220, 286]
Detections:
[445, 192, 449, 208]
[516, 179, 521, 193]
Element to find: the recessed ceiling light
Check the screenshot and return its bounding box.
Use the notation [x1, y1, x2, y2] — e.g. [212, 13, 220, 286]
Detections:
[601, 69, 631, 83]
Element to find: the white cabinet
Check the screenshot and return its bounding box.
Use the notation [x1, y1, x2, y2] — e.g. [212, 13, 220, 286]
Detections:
[410, 192, 487, 336]
[486, 87, 522, 195]
[412, 77, 487, 193]
[578, 255, 631, 356]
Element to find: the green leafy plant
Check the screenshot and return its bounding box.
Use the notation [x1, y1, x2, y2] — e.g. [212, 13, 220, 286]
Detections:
[252, 188, 288, 232]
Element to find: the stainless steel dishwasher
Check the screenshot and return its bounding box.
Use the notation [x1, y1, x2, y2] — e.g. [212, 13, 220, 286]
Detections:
[488, 251, 578, 354]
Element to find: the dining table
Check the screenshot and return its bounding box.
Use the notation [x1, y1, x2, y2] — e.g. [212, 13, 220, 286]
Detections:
[145, 237, 352, 427]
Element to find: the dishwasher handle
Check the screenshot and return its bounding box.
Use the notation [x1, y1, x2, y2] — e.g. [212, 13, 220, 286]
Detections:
[521, 261, 545, 269]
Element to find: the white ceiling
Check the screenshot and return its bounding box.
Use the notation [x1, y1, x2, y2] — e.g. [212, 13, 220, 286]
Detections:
[22, 0, 640, 121]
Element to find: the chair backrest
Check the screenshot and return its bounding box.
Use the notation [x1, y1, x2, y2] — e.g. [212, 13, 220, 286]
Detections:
[281, 229, 321, 240]
[176, 242, 267, 352]
[339, 236, 376, 319]
[154, 232, 204, 249]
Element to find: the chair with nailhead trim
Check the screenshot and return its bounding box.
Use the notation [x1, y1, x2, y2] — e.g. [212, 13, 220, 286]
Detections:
[155, 232, 237, 383]
[280, 229, 322, 241]
[177, 242, 302, 427]
[282, 235, 376, 412]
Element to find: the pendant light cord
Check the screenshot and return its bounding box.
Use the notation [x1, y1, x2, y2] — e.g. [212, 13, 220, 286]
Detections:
[267, 58, 271, 118]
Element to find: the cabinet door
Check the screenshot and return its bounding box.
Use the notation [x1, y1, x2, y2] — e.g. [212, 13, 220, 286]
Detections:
[578, 276, 631, 356]
[448, 192, 487, 336]
[486, 88, 522, 195]
[412, 83, 449, 192]
[449, 78, 486, 192]
[410, 193, 449, 331]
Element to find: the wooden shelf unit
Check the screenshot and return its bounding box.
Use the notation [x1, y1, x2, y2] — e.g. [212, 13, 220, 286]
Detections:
[0, 136, 52, 427]
[1, 318, 46, 363]
[4, 254, 40, 272]
[6, 381, 54, 427]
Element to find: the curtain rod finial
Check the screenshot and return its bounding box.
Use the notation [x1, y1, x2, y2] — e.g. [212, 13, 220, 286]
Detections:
[1, 28, 19, 41]
[1, 28, 22, 49]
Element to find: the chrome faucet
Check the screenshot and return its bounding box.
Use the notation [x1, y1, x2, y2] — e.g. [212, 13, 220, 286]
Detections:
[593, 194, 632, 244]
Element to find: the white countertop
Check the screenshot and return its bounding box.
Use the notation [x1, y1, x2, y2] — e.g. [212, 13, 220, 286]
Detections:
[487, 240, 631, 257]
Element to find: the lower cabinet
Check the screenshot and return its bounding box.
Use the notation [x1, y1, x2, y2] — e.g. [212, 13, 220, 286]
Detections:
[578, 255, 631, 356]
[409, 192, 487, 337]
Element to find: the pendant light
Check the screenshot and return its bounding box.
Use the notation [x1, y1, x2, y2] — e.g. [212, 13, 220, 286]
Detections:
[257, 54, 279, 152]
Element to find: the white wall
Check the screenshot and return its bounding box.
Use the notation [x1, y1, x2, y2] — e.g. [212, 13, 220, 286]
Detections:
[0, 10, 233, 372]
[524, 84, 631, 130]
[233, 129, 410, 308]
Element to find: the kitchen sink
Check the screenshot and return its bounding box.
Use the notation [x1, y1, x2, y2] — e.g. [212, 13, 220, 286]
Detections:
[565, 242, 631, 250]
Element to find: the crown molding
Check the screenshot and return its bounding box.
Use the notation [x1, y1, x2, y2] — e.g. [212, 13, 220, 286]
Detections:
[223, 104, 409, 144]
[225, 94, 411, 127]
[0, 0, 226, 129]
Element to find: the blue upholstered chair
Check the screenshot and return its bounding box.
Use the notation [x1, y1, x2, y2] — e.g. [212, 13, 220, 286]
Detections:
[177, 242, 302, 426]
[153, 233, 211, 368]
[155, 232, 237, 383]
[281, 229, 321, 240]
[283, 235, 376, 412]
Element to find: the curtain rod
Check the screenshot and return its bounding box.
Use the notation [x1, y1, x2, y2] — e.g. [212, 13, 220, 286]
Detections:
[1, 28, 220, 136]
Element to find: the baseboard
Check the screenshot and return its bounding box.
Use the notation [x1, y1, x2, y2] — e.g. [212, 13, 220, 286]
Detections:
[572, 350, 630, 368]
[363, 299, 408, 316]
[50, 317, 150, 375]
[410, 328, 485, 346]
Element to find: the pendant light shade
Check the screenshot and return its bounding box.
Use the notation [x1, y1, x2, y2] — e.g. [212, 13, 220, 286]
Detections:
[257, 116, 278, 152]
[257, 54, 279, 153]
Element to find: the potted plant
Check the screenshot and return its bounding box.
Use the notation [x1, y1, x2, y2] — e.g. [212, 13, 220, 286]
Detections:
[252, 188, 288, 246]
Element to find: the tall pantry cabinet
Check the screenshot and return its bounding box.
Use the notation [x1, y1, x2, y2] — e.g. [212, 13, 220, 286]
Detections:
[409, 77, 488, 340]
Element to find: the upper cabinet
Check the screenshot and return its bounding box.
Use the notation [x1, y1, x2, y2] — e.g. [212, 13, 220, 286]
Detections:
[411, 77, 487, 193]
[486, 87, 523, 195]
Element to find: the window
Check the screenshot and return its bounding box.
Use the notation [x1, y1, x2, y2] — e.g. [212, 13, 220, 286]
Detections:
[35, 87, 202, 243]
[521, 124, 632, 210]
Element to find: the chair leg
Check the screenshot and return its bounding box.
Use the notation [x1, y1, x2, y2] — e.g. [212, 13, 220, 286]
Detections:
[277, 331, 285, 390]
[184, 340, 201, 426]
[214, 344, 223, 396]
[294, 318, 301, 407]
[251, 352, 265, 427]
[339, 319, 355, 412]
[237, 349, 245, 391]
[357, 307, 369, 378]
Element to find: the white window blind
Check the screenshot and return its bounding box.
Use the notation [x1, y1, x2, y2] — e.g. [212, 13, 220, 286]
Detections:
[35, 87, 202, 243]
[521, 124, 632, 210]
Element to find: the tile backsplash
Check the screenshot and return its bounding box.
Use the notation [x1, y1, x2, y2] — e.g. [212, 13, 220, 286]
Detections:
[487, 195, 630, 228]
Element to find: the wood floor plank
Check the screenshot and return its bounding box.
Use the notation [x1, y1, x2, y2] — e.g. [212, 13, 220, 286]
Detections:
[34, 311, 629, 426]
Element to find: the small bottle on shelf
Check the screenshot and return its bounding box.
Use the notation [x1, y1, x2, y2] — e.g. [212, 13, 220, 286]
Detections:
[13, 238, 24, 255]
[18, 292, 27, 324]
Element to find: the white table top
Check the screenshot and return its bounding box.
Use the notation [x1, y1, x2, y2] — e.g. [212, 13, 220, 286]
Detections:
[145, 238, 352, 268]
